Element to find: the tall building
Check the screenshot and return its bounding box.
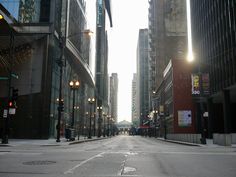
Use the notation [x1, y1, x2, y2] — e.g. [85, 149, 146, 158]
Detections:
[131, 73, 138, 126]
[95, 0, 112, 137]
[148, 0, 187, 110]
[190, 1, 236, 144]
[109, 73, 118, 123]
[137, 29, 149, 125]
[0, 0, 96, 140]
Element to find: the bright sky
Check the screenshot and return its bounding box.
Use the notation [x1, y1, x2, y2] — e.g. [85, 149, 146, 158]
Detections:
[107, 0, 148, 122]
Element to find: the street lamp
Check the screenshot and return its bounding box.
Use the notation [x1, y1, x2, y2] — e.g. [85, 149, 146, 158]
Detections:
[153, 110, 158, 137]
[74, 106, 80, 140]
[88, 97, 95, 139]
[56, 28, 93, 142]
[111, 118, 115, 136]
[107, 115, 110, 137]
[84, 111, 89, 138]
[69, 80, 80, 128]
[103, 112, 107, 137]
[107, 116, 113, 137]
[97, 106, 102, 137]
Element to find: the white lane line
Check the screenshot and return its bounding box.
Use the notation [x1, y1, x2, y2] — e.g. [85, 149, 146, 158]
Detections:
[64, 152, 105, 174]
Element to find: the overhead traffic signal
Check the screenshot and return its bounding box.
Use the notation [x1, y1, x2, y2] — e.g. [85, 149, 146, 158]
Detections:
[61, 100, 64, 112]
[57, 99, 64, 112]
[9, 101, 13, 107]
[12, 88, 18, 101]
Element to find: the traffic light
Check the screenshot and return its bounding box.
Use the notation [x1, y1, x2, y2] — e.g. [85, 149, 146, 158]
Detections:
[61, 100, 64, 112]
[12, 88, 18, 101]
[9, 101, 13, 107]
[57, 100, 64, 112]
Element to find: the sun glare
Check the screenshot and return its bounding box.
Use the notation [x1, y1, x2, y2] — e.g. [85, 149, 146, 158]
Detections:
[186, 0, 194, 62]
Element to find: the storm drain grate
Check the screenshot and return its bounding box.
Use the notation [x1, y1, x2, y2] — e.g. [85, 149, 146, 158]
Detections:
[23, 160, 56, 165]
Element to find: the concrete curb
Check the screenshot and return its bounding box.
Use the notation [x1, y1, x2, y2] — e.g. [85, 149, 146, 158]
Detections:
[0, 137, 110, 147]
[156, 137, 200, 146]
[69, 137, 108, 145]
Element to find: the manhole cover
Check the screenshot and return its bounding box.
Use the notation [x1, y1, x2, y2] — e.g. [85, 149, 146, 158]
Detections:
[23, 160, 56, 165]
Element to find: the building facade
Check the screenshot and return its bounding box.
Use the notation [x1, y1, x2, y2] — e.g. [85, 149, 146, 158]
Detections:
[148, 0, 187, 110]
[109, 73, 118, 123]
[131, 73, 139, 127]
[137, 29, 149, 126]
[190, 0, 236, 145]
[163, 59, 196, 134]
[0, 0, 96, 140]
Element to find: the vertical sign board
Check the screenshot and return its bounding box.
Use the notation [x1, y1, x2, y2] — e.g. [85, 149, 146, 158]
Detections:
[97, 0, 103, 27]
[191, 73, 210, 96]
[191, 74, 200, 95]
[202, 73, 210, 96]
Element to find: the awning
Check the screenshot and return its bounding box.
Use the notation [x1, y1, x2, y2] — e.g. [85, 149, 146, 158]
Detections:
[139, 125, 150, 129]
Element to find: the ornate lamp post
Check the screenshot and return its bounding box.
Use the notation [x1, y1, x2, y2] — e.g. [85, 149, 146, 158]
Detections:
[74, 106, 80, 140]
[88, 97, 95, 139]
[69, 80, 80, 128]
[107, 115, 112, 137]
[153, 110, 158, 137]
[111, 118, 115, 136]
[97, 106, 102, 137]
[103, 112, 106, 137]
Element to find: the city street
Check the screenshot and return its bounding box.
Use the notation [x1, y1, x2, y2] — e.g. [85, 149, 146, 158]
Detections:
[0, 135, 236, 177]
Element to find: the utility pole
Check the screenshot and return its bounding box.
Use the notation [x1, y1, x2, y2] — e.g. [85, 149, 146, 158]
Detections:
[2, 30, 14, 144]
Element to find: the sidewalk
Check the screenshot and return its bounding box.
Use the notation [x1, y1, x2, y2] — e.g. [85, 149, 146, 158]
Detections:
[0, 136, 108, 147]
[156, 137, 236, 148]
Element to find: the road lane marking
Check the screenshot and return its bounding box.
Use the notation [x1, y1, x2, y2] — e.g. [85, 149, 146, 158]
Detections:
[64, 152, 105, 174]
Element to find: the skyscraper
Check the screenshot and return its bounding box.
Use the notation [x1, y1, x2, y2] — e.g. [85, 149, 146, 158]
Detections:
[110, 73, 118, 123]
[131, 73, 139, 127]
[190, 0, 236, 144]
[137, 29, 149, 125]
[148, 0, 187, 109]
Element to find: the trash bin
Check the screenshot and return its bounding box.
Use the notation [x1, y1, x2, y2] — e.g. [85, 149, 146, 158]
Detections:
[65, 128, 75, 141]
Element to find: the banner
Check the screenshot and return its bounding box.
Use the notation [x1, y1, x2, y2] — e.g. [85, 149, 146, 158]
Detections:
[202, 73, 210, 96]
[191, 73, 210, 96]
[191, 74, 200, 95]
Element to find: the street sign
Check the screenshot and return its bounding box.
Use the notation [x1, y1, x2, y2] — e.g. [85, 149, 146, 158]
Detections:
[0, 73, 18, 80]
[203, 112, 209, 117]
[11, 73, 19, 79]
[0, 76, 9, 80]
[3, 109, 8, 118]
[9, 108, 16, 115]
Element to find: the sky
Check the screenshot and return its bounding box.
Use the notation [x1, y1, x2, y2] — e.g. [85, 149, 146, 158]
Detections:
[86, 0, 149, 123]
[107, 0, 149, 122]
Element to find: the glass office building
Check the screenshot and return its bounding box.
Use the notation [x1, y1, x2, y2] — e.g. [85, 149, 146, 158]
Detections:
[0, 0, 95, 139]
[191, 1, 236, 143]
